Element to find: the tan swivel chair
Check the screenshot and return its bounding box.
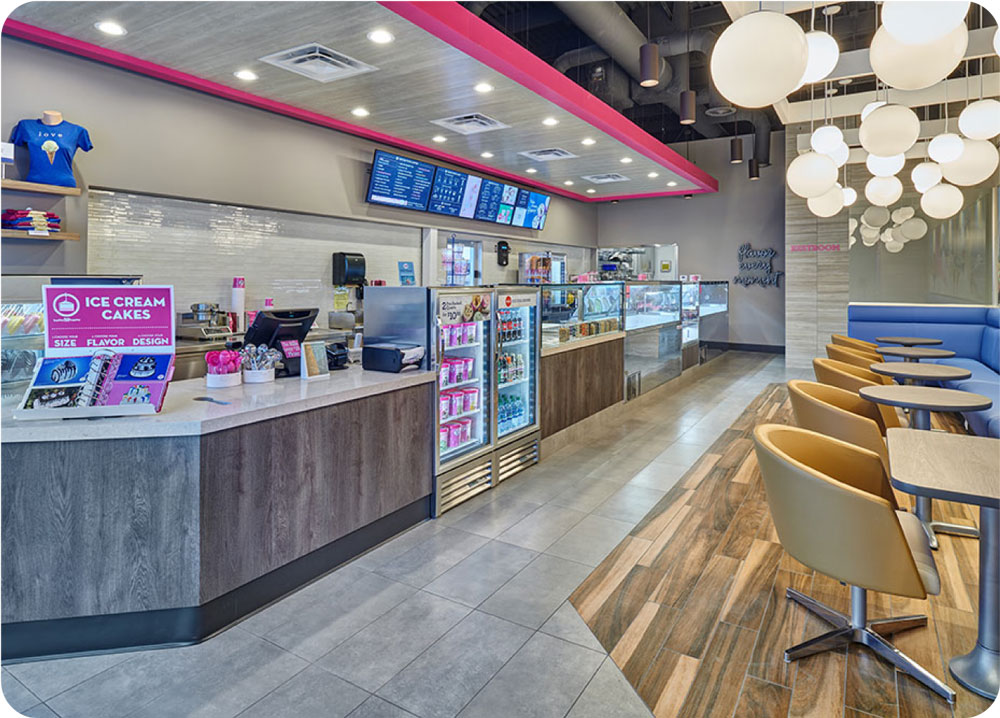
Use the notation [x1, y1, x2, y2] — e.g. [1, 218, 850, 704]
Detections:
[825, 344, 893, 384]
[832, 333, 880, 353]
[812, 358, 902, 431]
[787, 380, 894, 484]
[753, 424, 954, 703]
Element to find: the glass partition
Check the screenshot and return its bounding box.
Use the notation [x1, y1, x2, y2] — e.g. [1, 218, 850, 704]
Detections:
[625, 281, 681, 331]
[699, 281, 729, 317]
[540, 282, 623, 348]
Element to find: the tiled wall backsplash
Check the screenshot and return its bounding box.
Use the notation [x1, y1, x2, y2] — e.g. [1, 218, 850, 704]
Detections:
[87, 190, 422, 317]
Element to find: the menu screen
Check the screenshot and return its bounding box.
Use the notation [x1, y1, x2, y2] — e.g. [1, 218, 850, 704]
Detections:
[366, 150, 435, 211]
[475, 180, 518, 225]
[428, 167, 483, 218]
[511, 189, 552, 230]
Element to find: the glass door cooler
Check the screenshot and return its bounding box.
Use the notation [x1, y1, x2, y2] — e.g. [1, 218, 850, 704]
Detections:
[494, 287, 540, 482]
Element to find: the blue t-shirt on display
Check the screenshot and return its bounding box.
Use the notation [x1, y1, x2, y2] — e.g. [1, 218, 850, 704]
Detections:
[9, 119, 93, 187]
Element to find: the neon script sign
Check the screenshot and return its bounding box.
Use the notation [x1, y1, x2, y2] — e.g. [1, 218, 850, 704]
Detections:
[734, 243, 783, 288]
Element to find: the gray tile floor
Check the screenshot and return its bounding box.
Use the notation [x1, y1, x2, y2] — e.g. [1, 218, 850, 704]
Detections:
[2, 354, 812, 718]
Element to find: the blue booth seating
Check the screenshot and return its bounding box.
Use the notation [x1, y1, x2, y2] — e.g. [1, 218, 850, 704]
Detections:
[848, 304, 1000, 438]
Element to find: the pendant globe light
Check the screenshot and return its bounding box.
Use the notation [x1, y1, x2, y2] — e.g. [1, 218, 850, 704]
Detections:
[911, 161, 943, 193]
[940, 140, 1000, 186]
[891, 206, 915, 224]
[881, 1, 970, 46]
[860, 224, 880, 243]
[866, 153, 905, 177]
[807, 183, 845, 217]
[826, 141, 849, 168]
[900, 217, 928, 240]
[863, 206, 891, 228]
[928, 133, 965, 163]
[801, 30, 840, 84]
[811, 125, 843, 154]
[880, 228, 895, 243]
[710, 11, 809, 108]
[842, 186, 857, 206]
[869, 23, 968, 92]
[787, 151, 839, 198]
[849, 218, 858, 234]
[920, 183, 964, 219]
[959, 99, 1000, 141]
[862, 234, 879, 247]
[849, 235, 857, 248]
[886, 239, 905, 253]
[860, 101, 887, 121]
[865, 176, 903, 206]
[859, 104, 920, 156]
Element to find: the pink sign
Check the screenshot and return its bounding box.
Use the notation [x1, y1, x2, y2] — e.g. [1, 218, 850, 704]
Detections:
[43, 285, 175, 357]
[279, 340, 301, 358]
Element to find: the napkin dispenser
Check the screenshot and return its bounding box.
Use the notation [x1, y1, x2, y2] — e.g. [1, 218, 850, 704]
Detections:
[362, 343, 425, 373]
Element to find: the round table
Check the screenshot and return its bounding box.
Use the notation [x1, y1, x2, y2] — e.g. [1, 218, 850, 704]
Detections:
[876, 336, 944, 347]
[860, 385, 992, 549]
[870, 362, 972, 386]
[877, 346, 956, 363]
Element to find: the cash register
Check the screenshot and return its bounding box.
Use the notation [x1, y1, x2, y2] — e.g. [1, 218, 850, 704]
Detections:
[243, 308, 317, 377]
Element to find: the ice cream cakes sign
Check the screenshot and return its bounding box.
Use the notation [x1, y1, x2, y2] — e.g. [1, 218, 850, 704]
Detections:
[734, 243, 783, 288]
[43, 285, 175, 356]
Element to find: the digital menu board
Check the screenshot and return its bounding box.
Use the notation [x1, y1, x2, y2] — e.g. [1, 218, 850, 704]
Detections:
[428, 167, 483, 219]
[474, 179, 518, 225]
[366, 150, 435, 211]
[511, 189, 551, 230]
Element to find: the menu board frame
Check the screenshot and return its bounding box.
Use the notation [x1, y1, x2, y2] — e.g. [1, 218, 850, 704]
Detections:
[366, 149, 436, 211]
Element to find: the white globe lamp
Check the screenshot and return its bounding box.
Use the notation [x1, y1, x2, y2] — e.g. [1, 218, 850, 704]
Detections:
[786, 151, 839, 198]
[849, 218, 858, 233]
[940, 140, 1000, 186]
[869, 24, 968, 91]
[807, 183, 845, 217]
[880, 228, 895, 243]
[842, 186, 858, 206]
[811, 125, 844, 155]
[824, 142, 849, 168]
[710, 11, 809, 108]
[891, 226, 909, 243]
[900, 217, 928, 240]
[862, 232, 879, 246]
[995, 27, 1000, 56]
[859, 104, 920, 156]
[801, 31, 840, 84]
[861, 101, 887, 121]
[881, 1, 970, 45]
[928, 133, 965, 164]
[866, 153, 906, 177]
[958, 99, 1000, 141]
[886, 240, 905, 253]
[862, 206, 891, 228]
[911, 161, 943, 193]
[920, 183, 964, 219]
[891, 206, 915, 224]
[849, 235, 857, 248]
[865, 176, 904, 206]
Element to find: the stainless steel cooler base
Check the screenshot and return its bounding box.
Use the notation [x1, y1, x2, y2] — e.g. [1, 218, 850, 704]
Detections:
[495, 431, 540, 484]
[434, 453, 495, 517]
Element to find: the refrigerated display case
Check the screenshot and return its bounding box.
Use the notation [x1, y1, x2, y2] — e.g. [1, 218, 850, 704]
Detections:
[623, 282, 682, 399]
[540, 282, 623, 349]
[494, 287, 540, 482]
[624, 281, 681, 331]
[698, 281, 729, 363]
[1, 301, 45, 406]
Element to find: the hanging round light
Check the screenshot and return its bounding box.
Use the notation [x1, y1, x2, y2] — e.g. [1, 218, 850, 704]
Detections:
[920, 183, 964, 219]
[995, 27, 1000, 56]
[869, 23, 968, 91]
[786, 151, 838, 198]
[860, 224, 881, 241]
[866, 153, 906, 177]
[849, 235, 857, 248]
[900, 216, 928, 240]
[928, 133, 965, 164]
[880, 228, 895, 243]
[958, 99, 1000, 141]
[865, 176, 904, 206]
[881, 1, 970, 46]
[842, 186, 858, 206]
[860, 101, 887, 121]
[940, 139, 1000, 186]
[826, 141, 850, 168]
[811, 125, 844, 154]
[892, 226, 910, 242]
[862, 205, 891, 228]
[891, 206, 916, 224]
[807, 183, 845, 217]
[862, 235, 879, 247]
[849, 218, 858, 234]
[710, 11, 809, 108]
[801, 30, 840, 84]
[886, 240, 905, 253]
[911, 161, 943, 193]
[859, 104, 920, 156]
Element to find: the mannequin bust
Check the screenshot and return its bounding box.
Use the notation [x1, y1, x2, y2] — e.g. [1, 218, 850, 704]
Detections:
[41, 110, 63, 126]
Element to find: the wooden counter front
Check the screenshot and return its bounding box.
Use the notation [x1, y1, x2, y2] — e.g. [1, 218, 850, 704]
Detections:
[540, 336, 624, 438]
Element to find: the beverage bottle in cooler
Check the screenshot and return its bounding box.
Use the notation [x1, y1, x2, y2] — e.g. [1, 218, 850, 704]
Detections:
[498, 355, 506, 384]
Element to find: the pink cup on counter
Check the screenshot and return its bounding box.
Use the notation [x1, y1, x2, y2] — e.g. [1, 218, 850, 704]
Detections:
[448, 422, 462, 448]
[462, 387, 479, 412]
[458, 418, 473, 443]
[439, 393, 451, 421]
[439, 426, 449, 452]
[462, 357, 475, 381]
[450, 391, 464, 416]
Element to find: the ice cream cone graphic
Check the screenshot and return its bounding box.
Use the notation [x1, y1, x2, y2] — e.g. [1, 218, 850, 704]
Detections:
[41, 140, 58, 164]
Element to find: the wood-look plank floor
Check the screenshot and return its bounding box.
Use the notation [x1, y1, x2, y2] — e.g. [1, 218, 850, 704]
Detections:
[569, 384, 993, 718]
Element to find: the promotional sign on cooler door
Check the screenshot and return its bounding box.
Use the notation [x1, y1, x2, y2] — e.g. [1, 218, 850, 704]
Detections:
[501, 292, 537, 308]
[438, 293, 491, 324]
[43, 285, 175, 357]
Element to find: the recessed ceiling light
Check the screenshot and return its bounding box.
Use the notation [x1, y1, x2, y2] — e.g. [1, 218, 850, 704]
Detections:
[647, 172, 659, 178]
[581, 138, 596, 146]
[474, 82, 494, 93]
[351, 107, 370, 118]
[233, 69, 258, 82]
[667, 181, 678, 187]
[481, 151, 494, 158]
[432, 135, 447, 143]
[564, 180, 574, 186]
[543, 117, 559, 127]
[620, 157, 633, 164]
[94, 20, 126, 36]
[525, 167, 537, 173]
[366, 29, 395, 44]
[586, 188, 596, 194]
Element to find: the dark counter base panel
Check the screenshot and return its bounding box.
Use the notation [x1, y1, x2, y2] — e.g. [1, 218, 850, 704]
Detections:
[702, 341, 785, 355]
[2, 496, 430, 662]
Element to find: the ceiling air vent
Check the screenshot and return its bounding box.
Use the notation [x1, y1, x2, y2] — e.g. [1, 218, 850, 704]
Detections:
[259, 43, 377, 83]
[430, 113, 510, 135]
[517, 148, 578, 162]
[582, 173, 631, 184]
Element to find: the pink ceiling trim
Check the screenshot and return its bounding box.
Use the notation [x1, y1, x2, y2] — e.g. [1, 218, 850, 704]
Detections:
[2, 16, 713, 202]
[381, 1, 718, 194]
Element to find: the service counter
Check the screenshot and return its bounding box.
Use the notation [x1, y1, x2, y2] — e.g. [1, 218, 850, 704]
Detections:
[1, 366, 436, 659]
[540, 331, 625, 438]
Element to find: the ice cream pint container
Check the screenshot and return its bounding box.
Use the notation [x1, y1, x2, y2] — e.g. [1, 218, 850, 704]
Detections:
[458, 418, 473, 443]
[462, 387, 479, 412]
[439, 393, 451, 421]
[462, 357, 475, 381]
[439, 426, 449, 452]
[450, 391, 464, 416]
[447, 360, 459, 384]
[439, 362, 449, 385]
[448, 422, 462, 448]
[463, 323, 476, 344]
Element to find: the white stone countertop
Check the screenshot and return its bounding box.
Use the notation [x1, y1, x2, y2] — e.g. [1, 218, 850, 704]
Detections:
[2, 366, 435, 443]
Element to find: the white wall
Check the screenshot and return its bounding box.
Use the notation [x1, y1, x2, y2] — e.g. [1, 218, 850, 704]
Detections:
[597, 132, 786, 348]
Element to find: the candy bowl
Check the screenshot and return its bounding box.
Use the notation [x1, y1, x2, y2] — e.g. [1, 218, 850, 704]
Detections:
[205, 349, 243, 388]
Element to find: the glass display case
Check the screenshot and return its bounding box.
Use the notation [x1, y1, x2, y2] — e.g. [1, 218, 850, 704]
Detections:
[699, 281, 729, 317]
[540, 282, 623, 348]
[1, 301, 45, 404]
[681, 283, 700, 345]
[624, 281, 681, 331]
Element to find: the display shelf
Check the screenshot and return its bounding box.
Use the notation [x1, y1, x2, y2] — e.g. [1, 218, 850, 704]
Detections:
[442, 408, 481, 422]
[1, 229, 80, 241]
[441, 437, 483, 460]
[443, 341, 481, 351]
[440, 376, 479, 390]
[499, 419, 531, 436]
[499, 338, 529, 348]
[1, 178, 82, 196]
[498, 377, 529, 390]
[625, 313, 681, 331]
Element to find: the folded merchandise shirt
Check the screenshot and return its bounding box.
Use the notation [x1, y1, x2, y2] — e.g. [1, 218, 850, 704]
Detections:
[2, 211, 59, 218]
[8, 119, 93, 187]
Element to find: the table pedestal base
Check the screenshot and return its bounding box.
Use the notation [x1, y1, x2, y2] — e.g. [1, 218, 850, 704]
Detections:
[950, 645, 1000, 700]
